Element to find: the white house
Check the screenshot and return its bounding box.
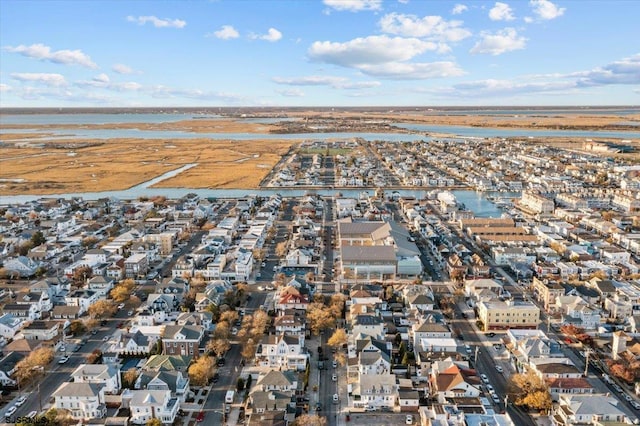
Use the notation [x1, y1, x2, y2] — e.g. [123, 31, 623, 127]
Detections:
[71, 364, 121, 395]
[52, 382, 107, 420]
[0, 314, 25, 339]
[87, 276, 115, 297]
[256, 334, 308, 371]
[122, 389, 179, 425]
[65, 289, 100, 316]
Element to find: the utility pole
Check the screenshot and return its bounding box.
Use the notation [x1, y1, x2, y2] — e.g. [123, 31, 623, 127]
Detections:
[584, 349, 590, 377]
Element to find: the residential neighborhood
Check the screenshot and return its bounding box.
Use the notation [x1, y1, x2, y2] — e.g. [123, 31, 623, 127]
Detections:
[2, 136, 640, 426]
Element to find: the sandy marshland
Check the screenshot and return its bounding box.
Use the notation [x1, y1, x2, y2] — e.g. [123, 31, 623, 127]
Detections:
[1, 110, 638, 196]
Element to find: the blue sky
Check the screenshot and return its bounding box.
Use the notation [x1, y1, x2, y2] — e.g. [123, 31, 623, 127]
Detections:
[1, 0, 638, 107]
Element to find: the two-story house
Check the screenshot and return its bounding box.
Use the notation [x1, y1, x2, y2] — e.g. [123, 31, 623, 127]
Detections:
[122, 389, 179, 425]
[87, 276, 115, 298]
[256, 334, 308, 371]
[71, 364, 121, 395]
[65, 289, 100, 316]
[162, 325, 204, 357]
[52, 382, 107, 420]
[135, 370, 191, 403]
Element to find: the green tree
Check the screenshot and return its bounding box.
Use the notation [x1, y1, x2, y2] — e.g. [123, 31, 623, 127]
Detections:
[30, 230, 46, 247]
[87, 299, 117, 319]
[237, 377, 245, 392]
[327, 328, 348, 350]
[122, 368, 139, 389]
[188, 355, 216, 387]
[507, 370, 552, 411]
[110, 279, 135, 303]
[72, 265, 93, 285]
[69, 320, 86, 336]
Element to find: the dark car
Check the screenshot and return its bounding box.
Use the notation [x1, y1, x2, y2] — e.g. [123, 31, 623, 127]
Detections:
[100, 319, 107, 326]
[217, 358, 226, 366]
[212, 373, 220, 383]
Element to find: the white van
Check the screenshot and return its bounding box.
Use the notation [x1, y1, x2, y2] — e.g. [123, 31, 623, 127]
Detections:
[225, 390, 235, 403]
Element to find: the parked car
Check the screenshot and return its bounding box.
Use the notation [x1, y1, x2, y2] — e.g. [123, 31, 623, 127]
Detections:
[15, 395, 27, 406]
[480, 374, 489, 383]
[5, 406, 16, 417]
[117, 303, 125, 310]
[332, 374, 337, 382]
[59, 356, 70, 364]
[495, 365, 504, 373]
[332, 394, 339, 404]
[196, 411, 205, 422]
[406, 414, 413, 424]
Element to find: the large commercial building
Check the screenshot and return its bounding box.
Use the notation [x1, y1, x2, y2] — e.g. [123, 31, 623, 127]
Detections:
[476, 299, 540, 331]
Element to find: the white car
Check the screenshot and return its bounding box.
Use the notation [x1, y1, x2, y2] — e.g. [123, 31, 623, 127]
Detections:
[102, 336, 109, 341]
[406, 414, 413, 424]
[59, 356, 70, 364]
[5, 406, 16, 417]
[480, 374, 489, 383]
[332, 394, 339, 404]
[15, 395, 27, 406]
[495, 365, 504, 373]
[117, 303, 125, 310]
[332, 374, 337, 382]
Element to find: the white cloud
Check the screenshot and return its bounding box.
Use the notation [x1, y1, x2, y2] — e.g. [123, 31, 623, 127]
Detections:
[470, 28, 526, 55]
[425, 54, 639, 99]
[112, 63, 137, 74]
[436, 78, 574, 98]
[75, 73, 142, 91]
[323, 0, 382, 12]
[397, 0, 409, 4]
[0, 83, 11, 92]
[309, 35, 437, 67]
[249, 28, 282, 42]
[93, 73, 110, 84]
[11, 72, 67, 86]
[452, 4, 468, 14]
[529, 0, 565, 20]
[379, 13, 471, 42]
[276, 88, 305, 97]
[3, 43, 97, 68]
[212, 25, 240, 40]
[573, 54, 640, 86]
[357, 61, 465, 79]
[149, 85, 246, 103]
[308, 35, 465, 79]
[272, 75, 381, 89]
[489, 2, 515, 21]
[524, 16, 534, 23]
[126, 15, 186, 28]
